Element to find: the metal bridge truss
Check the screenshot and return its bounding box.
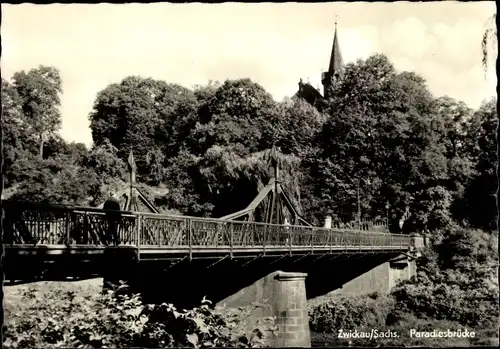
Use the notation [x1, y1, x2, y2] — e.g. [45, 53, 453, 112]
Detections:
[219, 177, 312, 226]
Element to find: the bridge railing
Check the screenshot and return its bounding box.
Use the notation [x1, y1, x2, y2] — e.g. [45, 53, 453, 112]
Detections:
[331, 219, 388, 232]
[2, 201, 411, 250]
[137, 213, 404, 249]
[2, 202, 138, 246]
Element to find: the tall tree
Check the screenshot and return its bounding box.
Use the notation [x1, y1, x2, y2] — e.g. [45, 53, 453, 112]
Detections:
[89, 76, 198, 177]
[311, 55, 398, 223]
[429, 97, 475, 224]
[270, 98, 327, 157]
[9, 150, 98, 206]
[184, 79, 280, 156]
[311, 54, 454, 232]
[163, 145, 302, 218]
[2, 78, 26, 187]
[145, 147, 166, 186]
[81, 140, 128, 206]
[12, 66, 63, 158]
[431, 96, 473, 159]
[82, 140, 127, 181]
[460, 98, 498, 231]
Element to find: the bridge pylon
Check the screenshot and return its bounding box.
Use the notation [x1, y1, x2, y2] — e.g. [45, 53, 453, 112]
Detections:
[220, 146, 311, 226]
[97, 150, 159, 213]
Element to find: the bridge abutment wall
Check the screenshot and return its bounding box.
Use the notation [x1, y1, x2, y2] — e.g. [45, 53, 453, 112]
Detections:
[218, 271, 311, 348]
[332, 253, 417, 296]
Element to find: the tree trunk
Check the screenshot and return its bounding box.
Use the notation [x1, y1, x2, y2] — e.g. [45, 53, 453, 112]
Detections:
[39, 136, 44, 159]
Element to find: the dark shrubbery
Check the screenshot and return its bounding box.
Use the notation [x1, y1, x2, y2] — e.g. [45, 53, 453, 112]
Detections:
[3, 284, 275, 348]
[309, 293, 395, 333]
[391, 226, 499, 328]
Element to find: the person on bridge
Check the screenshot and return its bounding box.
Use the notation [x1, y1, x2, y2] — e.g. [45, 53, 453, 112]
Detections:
[103, 193, 121, 246]
[284, 218, 290, 244]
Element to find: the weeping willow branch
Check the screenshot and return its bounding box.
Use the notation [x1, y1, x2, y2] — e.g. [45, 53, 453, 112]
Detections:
[481, 15, 497, 77]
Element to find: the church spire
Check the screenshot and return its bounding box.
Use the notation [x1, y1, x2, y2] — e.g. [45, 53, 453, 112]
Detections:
[328, 20, 344, 77]
[321, 18, 345, 99]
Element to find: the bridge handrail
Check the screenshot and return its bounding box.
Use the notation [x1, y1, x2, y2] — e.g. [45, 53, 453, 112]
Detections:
[139, 213, 400, 238]
[1, 200, 138, 216]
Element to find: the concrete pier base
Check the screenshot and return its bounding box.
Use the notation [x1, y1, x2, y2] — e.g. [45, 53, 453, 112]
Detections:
[218, 271, 311, 348]
[274, 272, 311, 348]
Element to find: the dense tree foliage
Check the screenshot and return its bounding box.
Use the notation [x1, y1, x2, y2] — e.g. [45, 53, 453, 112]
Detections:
[2, 56, 497, 233]
[388, 225, 499, 343]
[302, 55, 497, 232]
[459, 99, 498, 230]
[12, 66, 63, 158]
[89, 77, 199, 178]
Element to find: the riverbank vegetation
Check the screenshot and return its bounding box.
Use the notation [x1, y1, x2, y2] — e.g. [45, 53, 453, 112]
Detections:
[309, 224, 499, 347]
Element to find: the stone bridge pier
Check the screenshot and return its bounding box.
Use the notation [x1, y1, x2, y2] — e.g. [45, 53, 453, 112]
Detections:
[218, 271, 311, 348]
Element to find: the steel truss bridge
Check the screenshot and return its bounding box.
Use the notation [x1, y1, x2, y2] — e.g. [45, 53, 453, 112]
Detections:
[3, 201, 416, 262]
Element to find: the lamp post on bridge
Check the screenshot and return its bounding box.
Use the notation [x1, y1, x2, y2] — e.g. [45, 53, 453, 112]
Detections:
[385, 201, 390, 229]
[128, 150, 138, 211]
[356, 180, 361, 228]
[355, 177, 371, 229]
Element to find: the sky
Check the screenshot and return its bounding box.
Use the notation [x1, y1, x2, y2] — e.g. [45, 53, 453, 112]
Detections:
[2, 2, 497, 147]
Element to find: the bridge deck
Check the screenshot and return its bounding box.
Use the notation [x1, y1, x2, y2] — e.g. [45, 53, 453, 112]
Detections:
[5, 243, 408, 257]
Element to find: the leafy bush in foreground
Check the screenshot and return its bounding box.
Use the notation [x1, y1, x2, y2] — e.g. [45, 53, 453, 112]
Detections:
[3, 283, 275, 348]
[391, 226, 499, 328]
[309, 294, 498, 348]
[308, 293, 395, 334]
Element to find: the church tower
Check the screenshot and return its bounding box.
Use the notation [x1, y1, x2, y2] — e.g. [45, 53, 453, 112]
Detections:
[321, 21, 344, 99]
